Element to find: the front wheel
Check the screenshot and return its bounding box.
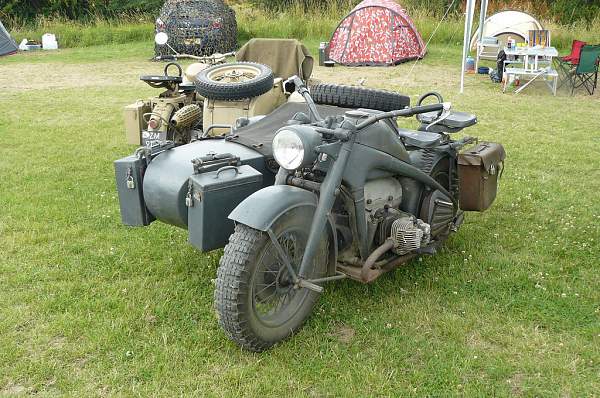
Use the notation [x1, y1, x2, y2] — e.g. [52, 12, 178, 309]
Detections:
[214, 207, 328, 351]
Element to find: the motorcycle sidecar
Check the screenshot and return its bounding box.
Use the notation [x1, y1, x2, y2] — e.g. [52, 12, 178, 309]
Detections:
[115, 102, 348, 252]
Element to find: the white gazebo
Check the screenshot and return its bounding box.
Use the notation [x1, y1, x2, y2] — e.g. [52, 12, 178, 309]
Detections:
[459, 2, 544, 93]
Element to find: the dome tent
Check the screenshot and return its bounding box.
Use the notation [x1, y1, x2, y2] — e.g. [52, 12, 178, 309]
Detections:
[328, 0, 426, 66]
[0, 20, 18, 56]
[469, 10, 544, 50]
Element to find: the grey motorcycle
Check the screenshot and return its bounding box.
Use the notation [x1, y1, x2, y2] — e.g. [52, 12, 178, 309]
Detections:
[214, 77, 505, 351]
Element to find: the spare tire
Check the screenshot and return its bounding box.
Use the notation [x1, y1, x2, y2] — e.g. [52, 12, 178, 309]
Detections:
[311, 84, 410, 112]
[195, 62, 274, 100]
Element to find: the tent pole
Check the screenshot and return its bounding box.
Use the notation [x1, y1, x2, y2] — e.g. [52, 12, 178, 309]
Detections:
[477, 0, 488, 45]
[460, 0, 476, 93]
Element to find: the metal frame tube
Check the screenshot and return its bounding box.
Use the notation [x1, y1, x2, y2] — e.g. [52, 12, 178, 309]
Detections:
[297, 136, 355, 278]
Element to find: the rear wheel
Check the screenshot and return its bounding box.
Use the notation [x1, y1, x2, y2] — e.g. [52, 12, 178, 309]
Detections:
[214, 207, 328, 351]
[311, 84, 410, 111]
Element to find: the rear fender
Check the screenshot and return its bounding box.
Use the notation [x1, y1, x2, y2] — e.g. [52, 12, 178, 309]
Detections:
[229, 185, 338, 276]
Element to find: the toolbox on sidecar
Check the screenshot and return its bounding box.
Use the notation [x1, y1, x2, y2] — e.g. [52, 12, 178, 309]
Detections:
[187, 164, 263, 251]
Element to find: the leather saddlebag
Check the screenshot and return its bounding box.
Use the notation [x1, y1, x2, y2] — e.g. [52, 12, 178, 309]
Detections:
[458, 142, 506, 211]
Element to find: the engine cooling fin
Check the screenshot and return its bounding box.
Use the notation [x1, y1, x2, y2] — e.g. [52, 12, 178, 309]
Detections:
[390, 216, 430, 255]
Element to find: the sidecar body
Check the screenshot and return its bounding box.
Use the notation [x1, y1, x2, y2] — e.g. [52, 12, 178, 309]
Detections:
[115, 103, 347, 252]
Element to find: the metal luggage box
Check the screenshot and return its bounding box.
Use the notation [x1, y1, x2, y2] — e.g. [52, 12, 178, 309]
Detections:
[187, 165, 263, 252]
[114, 155, 155, 226]
[458, 142, 506, 211]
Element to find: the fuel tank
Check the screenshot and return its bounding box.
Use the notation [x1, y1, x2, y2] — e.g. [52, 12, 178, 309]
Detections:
[143, 139, 269, 228]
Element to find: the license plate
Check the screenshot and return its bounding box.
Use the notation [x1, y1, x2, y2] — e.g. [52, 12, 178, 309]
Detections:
[141, 130, 167, 146]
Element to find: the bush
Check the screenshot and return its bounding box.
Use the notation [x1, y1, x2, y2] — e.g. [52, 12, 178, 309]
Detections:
[249, 0, 600, 24]
[0, 0, 164, 25]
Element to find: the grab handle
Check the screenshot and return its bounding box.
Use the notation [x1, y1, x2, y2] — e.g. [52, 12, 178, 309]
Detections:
[215, 165, 239, 179]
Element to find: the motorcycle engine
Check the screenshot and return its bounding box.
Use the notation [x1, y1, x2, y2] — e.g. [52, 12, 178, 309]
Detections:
[364, 177, 403, 212]
[377, 210, 431, 255]
[366, 178, 431, 255]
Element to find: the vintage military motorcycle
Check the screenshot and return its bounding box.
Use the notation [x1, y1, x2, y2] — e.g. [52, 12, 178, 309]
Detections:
[214, 77, 505, 351]
[115, 76, 505, 352]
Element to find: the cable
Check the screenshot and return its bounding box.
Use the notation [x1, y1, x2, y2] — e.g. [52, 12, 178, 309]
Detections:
[403, 0, 458, 86]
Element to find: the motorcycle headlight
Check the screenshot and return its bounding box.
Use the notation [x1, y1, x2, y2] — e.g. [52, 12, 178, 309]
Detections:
[272, 127, 321, 170]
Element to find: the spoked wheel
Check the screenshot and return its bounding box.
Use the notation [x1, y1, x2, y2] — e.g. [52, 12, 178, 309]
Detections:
[195, 61, 274, 100]
[214, 207, 328, 351]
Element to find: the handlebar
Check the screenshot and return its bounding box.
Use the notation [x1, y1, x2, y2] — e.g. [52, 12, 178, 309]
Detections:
[354, 103, 449, 130]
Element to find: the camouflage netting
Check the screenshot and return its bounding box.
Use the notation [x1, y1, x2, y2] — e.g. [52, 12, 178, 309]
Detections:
[155, 0, 237, 57]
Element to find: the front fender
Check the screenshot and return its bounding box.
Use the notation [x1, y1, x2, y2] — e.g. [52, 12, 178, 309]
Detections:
[229, 185, 318, 231]
[229, 185, 337, 276]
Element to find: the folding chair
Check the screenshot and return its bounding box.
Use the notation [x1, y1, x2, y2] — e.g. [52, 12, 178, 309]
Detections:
[562, 45, 600, 95]
[555, 40, 586, 80]
[475, 36, 500, 70]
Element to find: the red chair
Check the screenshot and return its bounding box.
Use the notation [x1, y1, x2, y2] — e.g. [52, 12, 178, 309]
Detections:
[561, 40, 587, 64]
[556, 40, 586, 82]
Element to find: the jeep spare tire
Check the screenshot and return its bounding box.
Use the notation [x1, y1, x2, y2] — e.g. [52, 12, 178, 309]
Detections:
[195, 62, 274, 100]
[311, 84, 410, 112]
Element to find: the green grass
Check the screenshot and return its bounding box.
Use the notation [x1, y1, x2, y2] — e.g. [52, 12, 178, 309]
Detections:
[1, 41, 599, 396]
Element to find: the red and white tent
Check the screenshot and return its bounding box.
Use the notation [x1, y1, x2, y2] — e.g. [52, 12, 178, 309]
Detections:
[328, 0, 426, 66]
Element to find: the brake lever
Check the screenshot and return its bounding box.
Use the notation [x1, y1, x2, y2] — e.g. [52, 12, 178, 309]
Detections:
[425, 102, 452, 131]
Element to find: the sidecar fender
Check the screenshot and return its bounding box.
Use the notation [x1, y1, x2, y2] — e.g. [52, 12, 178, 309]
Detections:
[229, 185, 337, 275]
[229, 185, 318, 231]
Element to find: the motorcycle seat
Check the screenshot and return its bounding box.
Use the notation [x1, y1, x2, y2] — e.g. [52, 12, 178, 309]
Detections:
[418, 110, 477, 133]
[397, 128, 443, 149]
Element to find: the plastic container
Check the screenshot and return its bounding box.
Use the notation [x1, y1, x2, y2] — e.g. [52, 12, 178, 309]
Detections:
[42, 33, 58, 50]
[465, 56, 475, 73]
[318, 42, 330, 66]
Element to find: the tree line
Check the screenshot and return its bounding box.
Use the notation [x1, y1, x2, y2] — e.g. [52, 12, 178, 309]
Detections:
[1, 0, 598, 25]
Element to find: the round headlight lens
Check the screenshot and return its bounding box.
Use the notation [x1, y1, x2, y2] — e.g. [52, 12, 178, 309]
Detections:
[273, 129, 304, 170]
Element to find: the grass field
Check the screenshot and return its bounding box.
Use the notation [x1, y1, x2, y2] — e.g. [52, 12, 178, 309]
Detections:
[1, 40, 599, 396]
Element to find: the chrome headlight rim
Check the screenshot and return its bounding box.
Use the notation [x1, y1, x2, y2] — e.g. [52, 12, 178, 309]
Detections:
[272, 129, 305, 170]
[272, 126, 322, 171]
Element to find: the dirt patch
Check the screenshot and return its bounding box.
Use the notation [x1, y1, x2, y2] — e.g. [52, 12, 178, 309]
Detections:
[312, 63, 461, 94]
[330, 324, 356, 344]
[507, 373, 525, 396]
[0, 61, 158, 92]
[1, 383, 32, 396]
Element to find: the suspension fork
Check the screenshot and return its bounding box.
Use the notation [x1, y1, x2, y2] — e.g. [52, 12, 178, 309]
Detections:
[297, 136, 355, 278]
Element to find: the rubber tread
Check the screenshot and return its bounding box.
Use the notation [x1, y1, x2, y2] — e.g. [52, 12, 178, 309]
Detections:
[311, 84, 410, 112]
[214, 224, 274, 352]
[195, 62, 274, 100]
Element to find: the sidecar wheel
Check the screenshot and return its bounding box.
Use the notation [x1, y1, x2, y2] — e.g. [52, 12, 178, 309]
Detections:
[214, 208, 327, 351]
